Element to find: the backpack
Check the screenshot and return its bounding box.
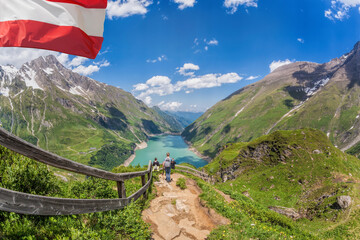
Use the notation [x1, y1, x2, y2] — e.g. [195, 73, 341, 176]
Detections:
[164, 157, 171, 168]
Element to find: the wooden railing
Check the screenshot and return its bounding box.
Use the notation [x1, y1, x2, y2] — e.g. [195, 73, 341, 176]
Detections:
[175, 165, 210, 181]
[0, 127, 153, 216]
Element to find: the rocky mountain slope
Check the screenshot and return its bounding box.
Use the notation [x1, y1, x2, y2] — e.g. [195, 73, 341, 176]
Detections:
[0, 55, 179, 170]
[183, 41, 360, 158]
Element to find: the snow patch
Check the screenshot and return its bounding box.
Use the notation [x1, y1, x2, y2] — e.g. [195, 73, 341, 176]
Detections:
[0, 87, 10, 97]
[69, 86, 87, 96]
[20, 67, 43, 90]
[43, 68, 54, 75]
[2, 65, 18, 79]
[304, 78, 329, 96]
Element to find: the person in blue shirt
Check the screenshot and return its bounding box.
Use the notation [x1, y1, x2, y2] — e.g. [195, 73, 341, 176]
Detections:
[163, 152, 172, 182]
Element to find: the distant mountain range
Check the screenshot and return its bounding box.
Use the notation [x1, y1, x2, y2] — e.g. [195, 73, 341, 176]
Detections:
[0, 55, 179, 170]
[183, 41, 360, 158]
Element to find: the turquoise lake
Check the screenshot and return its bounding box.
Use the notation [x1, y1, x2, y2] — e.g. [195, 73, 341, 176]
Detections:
[130, 135, 208, 168]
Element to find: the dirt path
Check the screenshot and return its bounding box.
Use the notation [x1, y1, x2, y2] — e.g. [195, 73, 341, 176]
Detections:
[142, 173, 230, 240]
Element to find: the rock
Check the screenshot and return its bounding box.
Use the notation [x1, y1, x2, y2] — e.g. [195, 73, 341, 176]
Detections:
[269, 206, 301, 220]
[337, 196, 352, 209]
[242, 191, 253, 200]
[268, 176, 274, 180]
[274, 196, 281, 201]
[313, 149, 322, 154]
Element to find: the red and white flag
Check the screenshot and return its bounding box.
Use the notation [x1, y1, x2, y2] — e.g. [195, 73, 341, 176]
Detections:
[0, 0, 107, 59]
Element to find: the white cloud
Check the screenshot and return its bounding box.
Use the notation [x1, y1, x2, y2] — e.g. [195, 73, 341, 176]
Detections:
[173, 0, 196, 10]
[146, 55, 167, 63]
[73, 65, 100, 76]
[224, 0, 258, 14]
[146, 76, 171, 86]
[133, 83, 149, 91]
[0, 48, 55, 68]
[297, 38, 304, 44]
[204, 46, 209, 51]
[158, 101, 183, 111]
[177, 63, 200, 76]
[57, 54, 110, 76]
[107, 0, 153, 19]
[176, 73, 242, 89]
[207, 39, 219, 46]
[143, 96, 152, 105]
[269, 59, 293, 72]
[246, 75, 260, 80]
[324, 0, 360, 21]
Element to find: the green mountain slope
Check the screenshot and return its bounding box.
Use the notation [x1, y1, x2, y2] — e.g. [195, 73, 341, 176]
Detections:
[0, 56, 179, 170]
[183, 41, 360, 158]
[202, 128, 360, 238]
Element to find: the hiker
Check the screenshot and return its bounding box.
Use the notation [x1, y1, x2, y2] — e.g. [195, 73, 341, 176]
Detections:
[163, 152, 172, 182]
[171, 158, 176, 170]
[153, 158, 160, 171]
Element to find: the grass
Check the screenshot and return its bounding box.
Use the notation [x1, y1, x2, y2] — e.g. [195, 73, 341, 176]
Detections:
[176, 178, 187, 190]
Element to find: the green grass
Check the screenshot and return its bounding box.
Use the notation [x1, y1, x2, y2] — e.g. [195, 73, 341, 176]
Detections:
[199, 128, 360, 239]
[0, 145, 154, 239]
[176, 177, 187, 190]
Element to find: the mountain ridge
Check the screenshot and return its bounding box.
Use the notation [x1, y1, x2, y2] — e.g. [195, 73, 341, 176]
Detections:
[183, 41, 360, 158]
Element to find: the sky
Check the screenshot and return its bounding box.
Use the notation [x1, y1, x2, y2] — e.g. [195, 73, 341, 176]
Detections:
[1, 0, 360, 112]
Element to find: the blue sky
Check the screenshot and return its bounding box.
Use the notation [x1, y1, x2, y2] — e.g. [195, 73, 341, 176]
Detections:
[1, 0, 360, 112]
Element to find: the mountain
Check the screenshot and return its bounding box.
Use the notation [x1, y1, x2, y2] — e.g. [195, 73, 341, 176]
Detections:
[0, 55, 179, 170]
[152, 106, 184, 132]
[165, 111, 204, 128]
[183, 41, 360, 158]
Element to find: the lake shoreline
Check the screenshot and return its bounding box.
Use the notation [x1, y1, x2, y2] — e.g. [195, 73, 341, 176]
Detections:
[183, 138, 212, 162]
[123, 141, 148, 167]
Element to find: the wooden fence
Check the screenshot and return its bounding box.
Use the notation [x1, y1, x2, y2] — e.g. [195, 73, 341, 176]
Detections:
[175, 165, 210, 181]
[0, 127, 153, 216]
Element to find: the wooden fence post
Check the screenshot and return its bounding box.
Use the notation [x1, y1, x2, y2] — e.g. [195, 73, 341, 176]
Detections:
[141, 175, 146, 198]
[117, 181, 126, 198]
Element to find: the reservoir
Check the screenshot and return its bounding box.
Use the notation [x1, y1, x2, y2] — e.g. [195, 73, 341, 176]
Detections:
[130, 135, 208, 168]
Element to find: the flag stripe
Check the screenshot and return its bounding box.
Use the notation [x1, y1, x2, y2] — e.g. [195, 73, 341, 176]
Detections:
[0, 0, 105, 37]
[0, 20, 103, 59]
[46, 0, 107, 9]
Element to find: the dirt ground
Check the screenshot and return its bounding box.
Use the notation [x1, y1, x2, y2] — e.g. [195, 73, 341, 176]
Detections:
[142, 173, 230, 240]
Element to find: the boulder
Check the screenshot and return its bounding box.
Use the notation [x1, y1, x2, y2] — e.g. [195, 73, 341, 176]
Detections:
[269, 206, 301, 220]
[337, 196, 352, 209]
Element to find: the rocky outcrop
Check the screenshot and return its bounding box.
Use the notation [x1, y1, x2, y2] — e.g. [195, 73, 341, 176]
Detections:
[269, 206, 303, 220]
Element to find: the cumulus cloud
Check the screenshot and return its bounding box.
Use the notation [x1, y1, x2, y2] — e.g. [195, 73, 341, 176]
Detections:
[297, 38, 304, 44]
[57, 53, 110, 76]
[176, 73, 243, 89]
[158, 101, 183, 111]
[143, 96, 152, 105]
[173, 0, 196, 10]
[107, 0, 153, 19]
[269, 59, 293, 72]
[324, 0, 360, 21]
[0, 48, 55, 68]
[224, 0, 258, 14]
[132, 71, 243, 105]
[146, 55, 167, 63]
[177, 63, 200, 76]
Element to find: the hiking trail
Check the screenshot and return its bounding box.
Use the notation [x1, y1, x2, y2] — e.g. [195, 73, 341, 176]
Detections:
[142, 173, 230, 240]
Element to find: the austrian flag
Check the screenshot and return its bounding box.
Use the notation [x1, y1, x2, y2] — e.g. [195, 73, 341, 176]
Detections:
[0, 0, 107, 59]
